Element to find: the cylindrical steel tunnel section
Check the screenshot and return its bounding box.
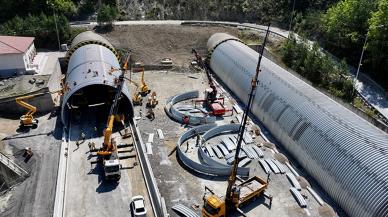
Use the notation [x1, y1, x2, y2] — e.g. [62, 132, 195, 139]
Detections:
[65, 31, 118, 63]
[61, 32, 133, 127]
[207, 33, 388, 217]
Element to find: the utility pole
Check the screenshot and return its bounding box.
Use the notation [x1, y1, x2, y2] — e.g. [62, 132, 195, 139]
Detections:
[51, 3, 61, 51]
[288, 0, 296, 38]
[352, 25, 384, 98]
[352, 34, 368, 98]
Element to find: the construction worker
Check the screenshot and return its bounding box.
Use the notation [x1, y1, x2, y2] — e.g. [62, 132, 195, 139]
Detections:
[183, 116, 189, 125]
[80, 132, 86, 144]
[146, 108, 155, 121]
[196, 134, 200, 147]
[90, 142, 96, 151]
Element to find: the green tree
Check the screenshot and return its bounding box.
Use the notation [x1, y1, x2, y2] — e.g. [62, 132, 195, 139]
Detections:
[321, 0, 378, 56]
[0, 13, 71, 48]
[367, 0, 388, 86]
[48, 0, 76, 16]
[0, 0, 75, 23]
[97, 4, 118, 26]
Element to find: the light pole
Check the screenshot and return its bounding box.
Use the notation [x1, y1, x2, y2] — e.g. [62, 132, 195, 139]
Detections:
[49, 2, 61, 51]
[288, 0, 296, 38]
[352, 25, 384, 98]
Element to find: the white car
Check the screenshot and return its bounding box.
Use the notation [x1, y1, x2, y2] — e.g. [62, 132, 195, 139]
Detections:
[131, 195, 147, 217]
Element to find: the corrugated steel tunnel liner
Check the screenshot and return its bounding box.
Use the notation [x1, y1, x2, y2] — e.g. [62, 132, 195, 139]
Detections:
[207, 33, 388, 217]
[65, 31, 118, 62]
[61, 43, 133, 126]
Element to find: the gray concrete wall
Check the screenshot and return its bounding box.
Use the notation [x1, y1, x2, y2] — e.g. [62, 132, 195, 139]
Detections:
[0, 59, 62, 118]
[0, 88, 55, 118]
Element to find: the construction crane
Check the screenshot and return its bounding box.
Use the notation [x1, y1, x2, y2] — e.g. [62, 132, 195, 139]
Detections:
[15, 89, 63, 128]
[202, 25, 272, 217]
[192, 49, 232, 116]
[96, 51, 131, 181]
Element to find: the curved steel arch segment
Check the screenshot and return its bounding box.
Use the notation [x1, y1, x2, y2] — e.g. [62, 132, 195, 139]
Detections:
[177, 124, 249, 177]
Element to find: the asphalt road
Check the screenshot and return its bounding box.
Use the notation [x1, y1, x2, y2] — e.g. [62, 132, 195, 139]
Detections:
[62, 107, 153, 217]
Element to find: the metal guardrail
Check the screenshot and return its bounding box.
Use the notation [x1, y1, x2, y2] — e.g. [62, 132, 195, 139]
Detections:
[0, 152, 28, 177]
[130, 119, 168, 217]
[181, 21, 288, 39]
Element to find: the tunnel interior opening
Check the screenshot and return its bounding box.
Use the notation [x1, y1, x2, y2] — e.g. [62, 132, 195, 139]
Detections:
[63, 84, 133, 132]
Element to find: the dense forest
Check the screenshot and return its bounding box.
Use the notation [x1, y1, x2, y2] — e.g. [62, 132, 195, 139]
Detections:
[0, 0, 387, 89]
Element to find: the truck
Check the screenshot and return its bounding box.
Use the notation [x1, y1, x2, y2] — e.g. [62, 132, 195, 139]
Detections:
[202, 176, 269, 217]
[102, 151, 121, 180]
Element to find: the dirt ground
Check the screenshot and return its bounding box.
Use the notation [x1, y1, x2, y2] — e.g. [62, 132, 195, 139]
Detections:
[102, 25, 239, 66]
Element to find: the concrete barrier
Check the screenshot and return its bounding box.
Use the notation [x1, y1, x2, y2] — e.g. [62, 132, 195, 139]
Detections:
[0, 88, 55, 118]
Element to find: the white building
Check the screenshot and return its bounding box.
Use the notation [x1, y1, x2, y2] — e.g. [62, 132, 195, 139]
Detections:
[0, 36, 36, 78]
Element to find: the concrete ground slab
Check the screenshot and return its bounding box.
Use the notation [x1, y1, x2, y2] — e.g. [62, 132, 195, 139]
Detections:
[63, 110, 153, 217]
[132, 69, 342, 217]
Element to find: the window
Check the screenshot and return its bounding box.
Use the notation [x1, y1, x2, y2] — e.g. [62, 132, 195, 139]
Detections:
[203, 203, 219, 215]
[136, 207, 145, 213]
[105, 165, 120, 173]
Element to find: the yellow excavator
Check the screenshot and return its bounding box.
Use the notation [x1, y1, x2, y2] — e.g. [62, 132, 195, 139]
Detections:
[202, 25, 272, 217]
[15, 89, 63, 128]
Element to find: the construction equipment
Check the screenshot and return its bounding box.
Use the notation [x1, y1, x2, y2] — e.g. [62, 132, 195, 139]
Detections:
[139, 67, 150, 96]
[132, 91, 143, 106]
[146, 91, 158, 108]
[202, 25, 272, 217]
[15, 89, 63, 128]
[96, 51, 131, 181]
[110, 61, 150, 103]
[126, 67, 150, 105]
[192, 49, 232, 116]
[131, 82, 143, 106]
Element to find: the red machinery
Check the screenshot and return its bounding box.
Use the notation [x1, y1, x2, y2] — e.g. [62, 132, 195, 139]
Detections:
[192, 49, 233, 116]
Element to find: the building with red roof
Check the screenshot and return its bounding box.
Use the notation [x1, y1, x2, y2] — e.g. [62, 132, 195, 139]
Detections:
[0, 36, 36, 78]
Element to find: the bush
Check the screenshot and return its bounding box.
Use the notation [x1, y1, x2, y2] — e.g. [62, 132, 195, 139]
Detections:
[279, 34, 354, 102]
[97, 4, 118, 26]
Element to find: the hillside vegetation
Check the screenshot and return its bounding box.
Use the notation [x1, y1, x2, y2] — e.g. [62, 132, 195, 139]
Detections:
[0, 0, 386, 90]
